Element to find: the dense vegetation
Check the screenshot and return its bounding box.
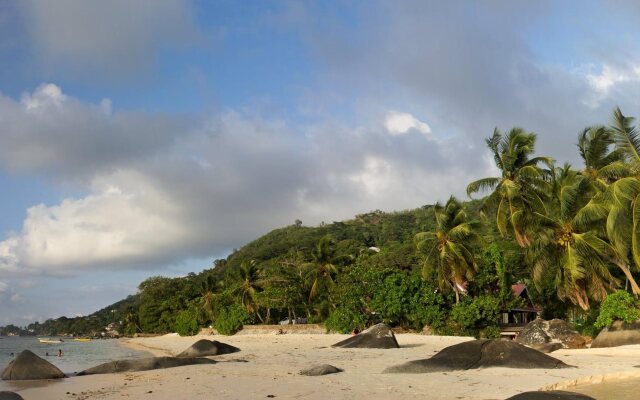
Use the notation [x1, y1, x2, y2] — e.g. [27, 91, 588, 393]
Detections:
[6, 107, 640, 338]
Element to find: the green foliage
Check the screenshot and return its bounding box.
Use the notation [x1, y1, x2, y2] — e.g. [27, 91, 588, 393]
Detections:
[326, 258, 444, 332]
[573, 308, 602, 338]
[175, 307, 200, 336]
[325, 307, 368, 333]
[449, 294, 502, 337]
[594, 290, 640, 329]
[214, 304, 251, 335]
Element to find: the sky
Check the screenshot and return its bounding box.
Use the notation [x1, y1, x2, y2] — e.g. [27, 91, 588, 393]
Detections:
[2, 0, 640, 325]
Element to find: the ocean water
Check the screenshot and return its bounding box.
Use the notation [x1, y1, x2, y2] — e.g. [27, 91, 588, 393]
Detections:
[0, 336, 150, 388]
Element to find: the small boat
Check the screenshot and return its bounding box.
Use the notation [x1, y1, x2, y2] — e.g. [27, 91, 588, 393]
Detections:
[73, 338, 92, 342]
[38, 338, 63, 344]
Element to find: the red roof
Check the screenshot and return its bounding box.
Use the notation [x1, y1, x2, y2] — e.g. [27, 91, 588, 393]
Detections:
[511, 283, 527, 297]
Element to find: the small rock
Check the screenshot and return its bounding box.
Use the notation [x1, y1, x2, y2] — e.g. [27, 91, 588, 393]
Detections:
[300, 364, 343, 376]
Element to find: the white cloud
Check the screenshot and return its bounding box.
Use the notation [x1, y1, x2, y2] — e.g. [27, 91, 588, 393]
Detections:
[0, 85, 491, 275]
[585, 64, 640, 94]
[0, 170, 189, 273]
[384, 112, 432, 136]
[0, 281, 7, 293]
[0, 84, 183, 178]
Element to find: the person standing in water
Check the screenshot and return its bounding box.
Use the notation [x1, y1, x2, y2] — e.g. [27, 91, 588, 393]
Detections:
[57, 349, 63, 357]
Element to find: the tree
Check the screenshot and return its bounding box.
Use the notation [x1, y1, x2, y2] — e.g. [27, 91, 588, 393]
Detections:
[529, 165, 618, 310]
[577, 125, 627, 192]
[467, 128, 553, 247]
[232, 260, 264, 322]
[198, 274, 217, 325]
[304, 236, 342, 302]
[415, 196, 479, 303]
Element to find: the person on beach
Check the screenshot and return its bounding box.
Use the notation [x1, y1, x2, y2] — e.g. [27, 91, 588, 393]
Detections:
[352, 328, 360, 335]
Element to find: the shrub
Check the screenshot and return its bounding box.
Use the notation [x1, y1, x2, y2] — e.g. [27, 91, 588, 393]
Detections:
[325, 307, 367, 333]
[595, 290, 640, 329]
[175, 308, 200, 336]
[449, 294, 502, 337]
[214, 304, 250, 335]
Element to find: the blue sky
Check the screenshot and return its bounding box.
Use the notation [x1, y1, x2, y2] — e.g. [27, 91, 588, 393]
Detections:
[2, 0, 640, 325]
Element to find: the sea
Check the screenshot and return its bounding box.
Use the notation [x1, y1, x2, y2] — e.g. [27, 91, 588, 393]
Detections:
[0, 336, 150, 390]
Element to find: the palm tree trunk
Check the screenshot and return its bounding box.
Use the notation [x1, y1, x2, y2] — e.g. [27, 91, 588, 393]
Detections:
[454, 286, 460, 304]
[616, 261, 640, 296]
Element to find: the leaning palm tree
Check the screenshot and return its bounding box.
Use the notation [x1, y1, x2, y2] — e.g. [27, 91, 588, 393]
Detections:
[467, 128, 554, 247]
[415, 196, 479, 303]
[530, 166, 619, 310]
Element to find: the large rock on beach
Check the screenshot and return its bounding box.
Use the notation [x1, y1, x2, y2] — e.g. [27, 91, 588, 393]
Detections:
[0, 392, 25, 400]
[332, 323, 399, 349]
[384, 339, 572, 373]
[591, 320, 640, 348]
[76, 357, 216, 376]
[505, 391, 595, 399]
[1, 350, 66, 380]
[177, 339, 240, 357]
[299, 364, 342, 376]
[516, 319, 586, 350]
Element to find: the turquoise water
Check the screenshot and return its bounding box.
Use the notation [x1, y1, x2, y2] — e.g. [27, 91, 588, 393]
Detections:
[0, 336, 150, 385]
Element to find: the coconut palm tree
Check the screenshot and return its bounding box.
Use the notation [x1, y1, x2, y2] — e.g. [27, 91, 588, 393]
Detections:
[530, 166, 618, 310]
[233, 260, 264, 321]
[415, 196, 479, 303]
[467, 128, 554, 247]
[577, 125, 628, 192]
[198, 274, 217, 324]
[304, 236, 341, 302]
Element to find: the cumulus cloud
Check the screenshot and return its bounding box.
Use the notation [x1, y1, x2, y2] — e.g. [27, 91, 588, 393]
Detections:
[18, 0, 199, 78]
[385, 112, 432, 136]
[0, 84, 488, 275]
[0, 84, 185, 179]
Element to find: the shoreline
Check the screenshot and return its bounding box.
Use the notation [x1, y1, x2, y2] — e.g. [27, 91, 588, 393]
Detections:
[7, 333, 640, 399]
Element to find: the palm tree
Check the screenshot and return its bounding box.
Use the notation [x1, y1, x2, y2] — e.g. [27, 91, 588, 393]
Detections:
[530, 165, 618, 310]
[233, 260, 264, 321]
[415, 196, 479, 303]
[198, 274, 217, 324]
[304, 236, 342, 302]
[577, 125, 628, 192]
[467, 128, 554, 247]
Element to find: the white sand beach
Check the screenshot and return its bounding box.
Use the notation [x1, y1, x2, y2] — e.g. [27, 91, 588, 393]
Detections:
[7, 333, 640, 400]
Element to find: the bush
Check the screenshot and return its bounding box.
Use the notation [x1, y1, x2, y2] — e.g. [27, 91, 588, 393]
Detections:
[175, 308, 200, 336]
[214, 304, 250, 335]
[449, 294, 502, 337]
[325, 307, 367, 333]
[595, 290, 640, 329]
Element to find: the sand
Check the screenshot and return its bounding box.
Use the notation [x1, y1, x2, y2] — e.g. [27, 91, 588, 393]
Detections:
[6, 333, 640, 400]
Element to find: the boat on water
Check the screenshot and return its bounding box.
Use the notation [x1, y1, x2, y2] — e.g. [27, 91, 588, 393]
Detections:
[38, 338, 64, 344]
[73, 338, 92, 342]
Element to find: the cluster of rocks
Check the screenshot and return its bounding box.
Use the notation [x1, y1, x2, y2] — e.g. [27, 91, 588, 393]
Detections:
[1, 339, 239, 381]
[516, 319, 586, 352]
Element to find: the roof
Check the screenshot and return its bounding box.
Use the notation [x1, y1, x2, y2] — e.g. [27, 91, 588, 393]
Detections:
[511, 283, 527, 297]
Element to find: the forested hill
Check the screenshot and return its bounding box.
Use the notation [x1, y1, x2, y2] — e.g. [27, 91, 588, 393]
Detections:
[15, 199, 498, 336]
